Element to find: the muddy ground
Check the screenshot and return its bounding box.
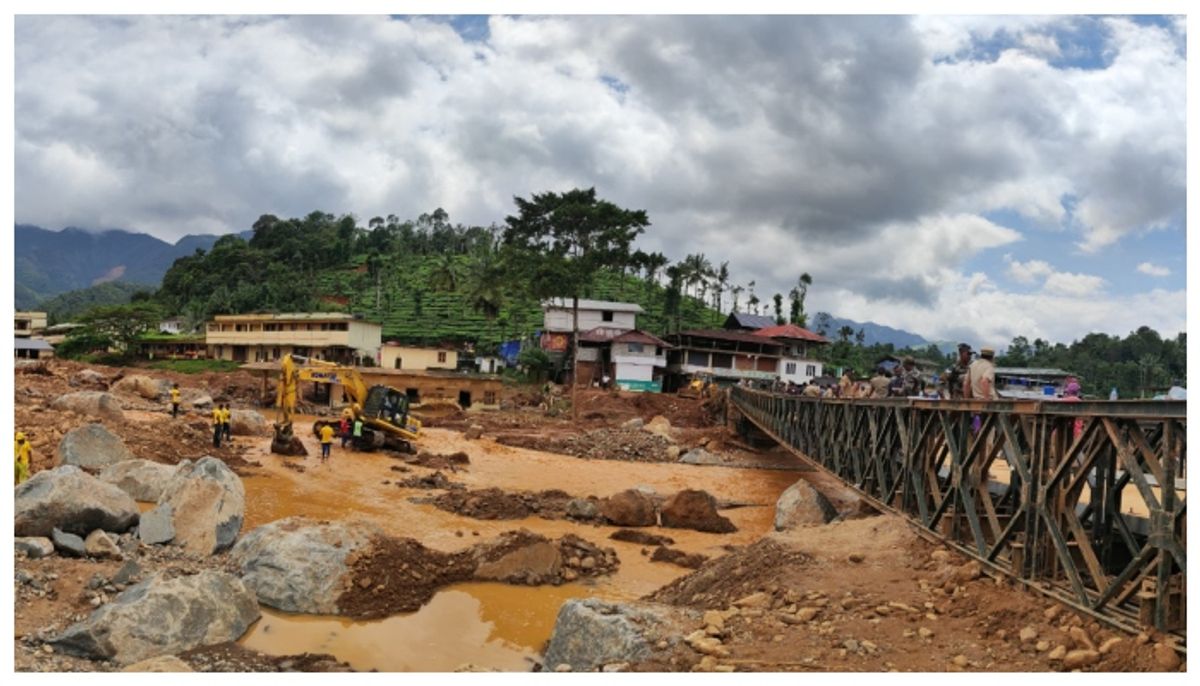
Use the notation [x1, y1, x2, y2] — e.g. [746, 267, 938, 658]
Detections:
[13, 361, 1185, 673]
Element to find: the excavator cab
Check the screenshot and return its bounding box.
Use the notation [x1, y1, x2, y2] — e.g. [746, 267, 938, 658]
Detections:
[363, 385, 415, 432]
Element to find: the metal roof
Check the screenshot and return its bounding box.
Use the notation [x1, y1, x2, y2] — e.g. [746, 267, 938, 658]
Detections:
[212, 312, 378, 323]
[14, 337, 54, 351]
[724, 312, 777, 330]
[995, 367, 1075, 378]
[542, 298, 644, 314]
[671, 329, 783, 348]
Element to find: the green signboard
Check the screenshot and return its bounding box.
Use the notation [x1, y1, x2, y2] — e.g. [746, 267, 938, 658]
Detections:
[617, 379, 662, 393]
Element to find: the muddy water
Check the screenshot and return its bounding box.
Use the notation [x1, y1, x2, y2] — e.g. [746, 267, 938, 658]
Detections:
[240, 582, 595, 672]
[237, 425, 800, 669]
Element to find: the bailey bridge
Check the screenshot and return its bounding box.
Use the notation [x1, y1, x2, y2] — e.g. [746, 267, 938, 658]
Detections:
[730, 387, 1186, 645]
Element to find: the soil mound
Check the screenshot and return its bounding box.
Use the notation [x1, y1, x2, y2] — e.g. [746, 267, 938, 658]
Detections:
[659, 489, 737, 533]
[423, 487, 573, 520]
[610, 529, 675, 546]
[646, 539, 813, 609]
[408, 451, 471, 470]
[337, 536, 476, 619]
[179, 642, 353, 672]
[650, 546, 709, 569]
[474, 530, 619, 585]
[397, 471, 462, 490]
[496, 428, 673, 462]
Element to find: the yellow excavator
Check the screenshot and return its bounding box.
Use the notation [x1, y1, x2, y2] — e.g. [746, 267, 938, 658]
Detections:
[270, 354, 421, 455]
[678, 372, 717, 400]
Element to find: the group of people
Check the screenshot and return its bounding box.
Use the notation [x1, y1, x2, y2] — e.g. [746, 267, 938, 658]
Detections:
[211, 402, 234, 448]
[318, 408, 368, 462]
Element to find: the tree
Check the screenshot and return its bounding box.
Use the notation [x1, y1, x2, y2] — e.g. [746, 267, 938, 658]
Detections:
[793, 273, 813, 328]
[730, 285, 744, 314]
[713, 261, 729, 320]
[837, 325, 854, 343]
[855, 328, 866, 346]
[77, 302, 163, 355]
[772, 293, 784, 325]
[428, 253, 460, 292]
[463, 241, 505, 320]
[748, 293, 760, 315]
[815, 312, 832, 337]
[501, 188, 648, 419]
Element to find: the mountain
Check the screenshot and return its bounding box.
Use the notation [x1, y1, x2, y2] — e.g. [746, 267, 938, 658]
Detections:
[813, 312, 930, 349]
[38, 281, 155, 324]
[14, 224, 241, 308]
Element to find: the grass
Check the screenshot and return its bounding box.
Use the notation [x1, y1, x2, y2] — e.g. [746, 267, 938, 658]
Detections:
[143, 359, 243, 374]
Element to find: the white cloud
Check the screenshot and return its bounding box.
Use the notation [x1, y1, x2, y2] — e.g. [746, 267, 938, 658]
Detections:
[1043, 271, 1106, 297]
[1006, 256, 1055, 284]
[1137, 262, 1171, 277]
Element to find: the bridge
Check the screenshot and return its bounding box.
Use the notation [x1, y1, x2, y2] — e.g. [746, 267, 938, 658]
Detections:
[730, 386, 1186, 643]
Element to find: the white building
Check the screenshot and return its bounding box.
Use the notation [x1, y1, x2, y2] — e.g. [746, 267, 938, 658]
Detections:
[475, 355, 506, 374]
[755, 324, 829, 385]
[542, 298, 643, 333]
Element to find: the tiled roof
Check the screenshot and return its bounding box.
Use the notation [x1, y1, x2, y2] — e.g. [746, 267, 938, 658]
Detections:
[754, 324, 830, 344]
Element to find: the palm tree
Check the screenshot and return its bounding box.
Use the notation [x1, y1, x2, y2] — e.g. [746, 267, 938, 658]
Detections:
[463, 242, 505, 320]
[794, 272, 813, 328]
[713, 261, 729, 319]
[730, 285, 744, 313]
[838, 325, 854, 343]
[429, 253, 459, 292]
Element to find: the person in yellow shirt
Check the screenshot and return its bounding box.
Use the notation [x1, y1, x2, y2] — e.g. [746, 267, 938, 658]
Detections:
[318, 424, 335, 462]
[15, 431, 32, 485]
[221, 404, 233, 443]
[212, 405, 224, 448]
[169, 383, 182, 418]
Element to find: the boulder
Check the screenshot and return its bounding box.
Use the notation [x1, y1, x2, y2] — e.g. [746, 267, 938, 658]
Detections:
[85, 529, 123, 559]
[774, 479, 839, 530]
[15, 537, 55, 559]
[100, 459, 180, 502]
[50, 391, 125, 421]
[51, 571, 259, 665]
[659, 490, 737, 533]
[138, 504, 176, 545]
[57, 423, 136, 471]
[187, 394, 213, 410]
[566, 498, 602, 520]
[146, 457, 244, 554]
[122, 655, 194, 672]
[52, 528, 87, 557]
[599, 489, 658, 527]
[112, 375, 168, 400]
[15, 466, 139, 537]
[476, 541, 563, 582]
[464, 424, 485, 440]
[73, 369, 108, 386]
[229, 409, 269, 436]
[642, 415, 674, 441]
[678, 448, 723, 466]
[543, 599, 672, 672]
[621, 417, 645, 430]
[231, 517, 380, 614]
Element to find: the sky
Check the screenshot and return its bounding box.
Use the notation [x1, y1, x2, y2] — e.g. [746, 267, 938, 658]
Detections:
[11, 13, 1188, 347]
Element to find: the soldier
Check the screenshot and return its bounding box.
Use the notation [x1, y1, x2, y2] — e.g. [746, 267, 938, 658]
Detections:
[964, 346, 999, 399]
[898, 357, 922, 397]
[944, 343, 973, 399]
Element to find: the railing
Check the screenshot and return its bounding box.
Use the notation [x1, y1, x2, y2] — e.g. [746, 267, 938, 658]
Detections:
[731, 387, 1187, 638]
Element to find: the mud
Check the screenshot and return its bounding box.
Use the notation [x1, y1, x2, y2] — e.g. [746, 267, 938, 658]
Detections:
[407, 450, 471, 470]
[650, 546, 709, 570]
[397, 470, 463, 490]
[495, 428, 674, 462]
[179, 642, 353, 672]
[420, 488, 575, 521]
[646, 538, 814, 609]
[610, 529, 675, 546]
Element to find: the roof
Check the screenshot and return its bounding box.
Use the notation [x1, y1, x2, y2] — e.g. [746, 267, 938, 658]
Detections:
[995, 367, 1076, 378]
[578, 326, 632, 343]
[613, 329, 672, 348]
[724, 312, 776, 330]
[14, 337, 54, 351]
[542, 298, 644, 314]
[672, 329, 783, 348]
[212, 313, 379, 324]
[754, 324, 830, 344]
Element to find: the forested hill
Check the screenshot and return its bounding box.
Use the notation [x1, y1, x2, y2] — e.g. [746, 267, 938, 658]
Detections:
[154, 210, 724, 349]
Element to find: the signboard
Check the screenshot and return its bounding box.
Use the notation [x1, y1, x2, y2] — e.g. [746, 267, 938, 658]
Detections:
[541, 332, 570, 352]
[617, 379, 662, 393]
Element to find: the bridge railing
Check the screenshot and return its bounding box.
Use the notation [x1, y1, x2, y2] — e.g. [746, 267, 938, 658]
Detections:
[731, 387, 1186, 636]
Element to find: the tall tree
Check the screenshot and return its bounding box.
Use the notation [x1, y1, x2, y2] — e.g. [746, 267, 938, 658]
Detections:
[501, 188, 648, 419]
[772, 293, 784, 325]
[793, 272, 813, 328]
[428, 253, 460, 292]
[730, 285, 744, 314]
[713, 261, 729, 322]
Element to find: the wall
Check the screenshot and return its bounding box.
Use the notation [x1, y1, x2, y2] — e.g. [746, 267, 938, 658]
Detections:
[543, 307, 637, 333]
[380, 346, 458, 371]
[779, 358, 822, 384]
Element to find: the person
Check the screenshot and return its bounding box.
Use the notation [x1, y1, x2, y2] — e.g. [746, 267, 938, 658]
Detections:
[169, 383, 181, 418]
[339, 415, 352, 448]
[1061, 380, 1084, 439]
[1109, 386, 1119, 401]
[319, 423, 335, 462]
[221, 403, 233, 443]
[211, 404, 223, 448]
[352, 415, 365, 451]
[15, 431, 32, 485]
[869, 368, 890, 398]
[803, 382, 821, 398]
[897, 357, 922, 397]
[839, 370, 854, 397]
[945, 344, 972, 400]
[964, 346, 999, 399]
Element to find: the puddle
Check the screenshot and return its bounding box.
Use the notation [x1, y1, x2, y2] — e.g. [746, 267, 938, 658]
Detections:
[239, 582, 595, 672]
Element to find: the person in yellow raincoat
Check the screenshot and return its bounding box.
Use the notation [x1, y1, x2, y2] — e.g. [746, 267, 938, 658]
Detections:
[15, 431, 32, 485]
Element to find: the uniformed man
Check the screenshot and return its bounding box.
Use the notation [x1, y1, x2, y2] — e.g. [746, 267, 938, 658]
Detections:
[964, 346, 999, 399]
[898, 357, 922, 397]
[944, 344, 973, 399]
[15, 431, 32, 485]
[869, 368, 891, 398]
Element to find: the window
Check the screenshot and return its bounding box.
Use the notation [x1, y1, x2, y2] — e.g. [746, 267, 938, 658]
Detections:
[806, 365, 817, 376]
[687, 351, 709, 366]
[626, 342, 644, 353]
[437, 351, 447, 363]
[712, 353, 733, 369]
[601, 310, 614, 322]
[785, 362, 797, 374]
[483, 391, 497, 405]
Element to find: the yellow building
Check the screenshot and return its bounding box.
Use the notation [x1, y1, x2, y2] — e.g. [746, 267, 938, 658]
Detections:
[205, 313, 381, 364]
[15, 311, 47, 338]
[379, 343, 458, 371]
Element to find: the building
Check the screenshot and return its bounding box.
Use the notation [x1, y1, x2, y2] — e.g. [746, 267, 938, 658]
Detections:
[380, 344, 458, 371]
[664, 329, 782, 391]
[242, 363, 503, 410]
[15, 337, 54, 360]
[159, 317, 186, 335]
[755, 323, 830, 385]
[475, 356, 506, 374]
[135, 333, 207, 360]
[39, 323, 82, 347]
[542, 299, 643, 335]
[15, 311, 47, 338]
[576, 327, 671, 391]
[724, 311, 777, 332]
[205, 313, 381, 365]
[994, 367, 1077, 399]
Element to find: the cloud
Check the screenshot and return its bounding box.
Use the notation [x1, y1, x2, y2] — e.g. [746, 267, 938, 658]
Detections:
[1137, 262, 1171, 277]
[1006, 256, 1055, 284]
[1042, 271, 1106, 297]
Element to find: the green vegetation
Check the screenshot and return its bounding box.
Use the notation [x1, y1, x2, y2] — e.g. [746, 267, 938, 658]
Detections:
[144, 359, 243, 374]
[56, 302, 164, 361]
[40, 281, 156, 324]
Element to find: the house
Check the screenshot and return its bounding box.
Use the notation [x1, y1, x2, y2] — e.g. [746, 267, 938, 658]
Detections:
[663, 329, 782, 391]
[15, 311, 47, 338]
[475, 356, 506, 374]
[724, 311, 777, 332]
[135, 333, 207, 360]
[159, 317, 186, 335]
[576, 327, 671, 391]
[755, 323, 830, 385]
[40, 323, 82, 346]
[541, 299, 643, 335]
[995, 367, 1077, 399]
[205, 313, 381, 365]
[15, 337, 54, 360]
[380, 344, 458, 371]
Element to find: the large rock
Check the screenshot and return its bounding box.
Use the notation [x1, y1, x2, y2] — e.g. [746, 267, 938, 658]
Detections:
[229, 409, 269, 436]
[73, 369, 108, 386]
[678, 448, 723, 466]
[52, 528, 87, 557]
[230, 517, 380, 614]
[138, 505, 175, 545]
[659, 490, 737, 533]
[145, 457, 244, 554]
[15, 537, 55, 559]
[599, 489, 658, 527]
[100, 459, 180, 502]
[57, 423, 136, 471]
[51, 571, 259, 665]
[50, 391, 125, 421]
[476, 541, 563, 582]
[642, 415, 674, 442]
[544, 599, 675, 672]
[566, 498, 601, 520]
[85, 529, 123, 559]
[15, 466, 139, 537]
[774, 479, 839, 530]
[112, 375, 169, 400]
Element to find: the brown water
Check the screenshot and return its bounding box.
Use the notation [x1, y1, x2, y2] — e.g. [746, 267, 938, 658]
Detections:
[236, 425, 800, 669]
[240, 582, 596, 672]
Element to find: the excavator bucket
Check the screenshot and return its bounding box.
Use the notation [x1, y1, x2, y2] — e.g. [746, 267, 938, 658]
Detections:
[270, 421, 307, 456]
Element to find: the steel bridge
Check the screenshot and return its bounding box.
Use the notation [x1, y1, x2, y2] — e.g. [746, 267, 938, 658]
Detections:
[731, 387, 1186, 642]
